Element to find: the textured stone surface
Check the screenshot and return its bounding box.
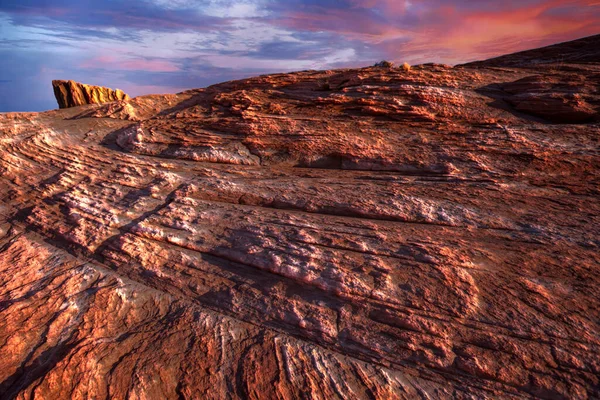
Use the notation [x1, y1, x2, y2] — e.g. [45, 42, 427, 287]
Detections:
[52, 80, 130, 109]
[1, 36, 599, 399]
[500, 74, 599, 124]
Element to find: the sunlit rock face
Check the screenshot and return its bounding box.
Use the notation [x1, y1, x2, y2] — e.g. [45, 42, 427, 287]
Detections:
[1, 35, 599, 399]
[52, 80, 130, 109]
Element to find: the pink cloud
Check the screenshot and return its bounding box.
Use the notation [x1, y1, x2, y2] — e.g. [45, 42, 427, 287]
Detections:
[80, 55, 180, 72]
[272, 0, 600, 64]
[399, 0, 600, 62]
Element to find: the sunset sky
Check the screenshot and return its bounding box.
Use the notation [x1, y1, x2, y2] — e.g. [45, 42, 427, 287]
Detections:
[1, 0, 599, 112]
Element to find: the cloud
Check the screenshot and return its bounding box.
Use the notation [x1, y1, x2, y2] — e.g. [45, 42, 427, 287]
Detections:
[80, 55, 181, 72]
[0, 0, 225, 32]
[265, 0, 600, 63]
[1, 0, 599, 111]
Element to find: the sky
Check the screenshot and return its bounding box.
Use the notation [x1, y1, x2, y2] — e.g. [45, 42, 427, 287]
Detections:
[0, 0, 599, 112]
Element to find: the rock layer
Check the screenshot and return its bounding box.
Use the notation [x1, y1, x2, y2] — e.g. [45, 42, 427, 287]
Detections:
[52, 80, 130, 109]
[1, 36, 600, 399]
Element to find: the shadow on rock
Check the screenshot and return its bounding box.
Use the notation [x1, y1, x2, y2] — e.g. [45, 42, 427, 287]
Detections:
[477, 74, 600, 124]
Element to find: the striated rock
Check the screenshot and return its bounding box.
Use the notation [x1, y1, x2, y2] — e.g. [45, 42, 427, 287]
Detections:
[500, 74, 600, 123]
[506, 91, 597, 123]
[52, 79, 130, 109]
[0, 35, 599, 399]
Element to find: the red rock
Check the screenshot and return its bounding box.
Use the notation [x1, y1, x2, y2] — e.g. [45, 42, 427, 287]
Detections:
[52, 79, 130, 109]
[501, 74, 599, 123]
[0, 35, 599, 399]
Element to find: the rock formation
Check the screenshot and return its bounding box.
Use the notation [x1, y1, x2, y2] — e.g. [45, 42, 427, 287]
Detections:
[1, 35, 599, 399]
[52, 80, 130, 109]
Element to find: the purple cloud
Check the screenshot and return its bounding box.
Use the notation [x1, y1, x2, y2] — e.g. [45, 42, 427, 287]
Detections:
[0, 0, 599, 111]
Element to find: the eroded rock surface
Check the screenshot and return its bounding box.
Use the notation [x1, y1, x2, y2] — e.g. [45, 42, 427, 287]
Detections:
[500, 74, 600, 124]
[52, 80, 130, 109]
[1, 36, 599, 399]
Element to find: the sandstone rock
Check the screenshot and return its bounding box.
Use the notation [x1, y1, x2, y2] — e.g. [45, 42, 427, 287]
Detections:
[52, 79, 130, 109]
[506, 91, 597, 123]
[0, 35, 599, 399]
[500, 74, 600, 123]
[373, 60, 394, 68]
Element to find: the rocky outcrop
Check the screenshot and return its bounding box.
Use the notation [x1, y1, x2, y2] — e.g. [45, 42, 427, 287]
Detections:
[52, 79, 130, 109]
[0, 36, 599, 399]
[500, 74, 600, 123]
